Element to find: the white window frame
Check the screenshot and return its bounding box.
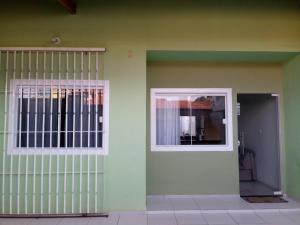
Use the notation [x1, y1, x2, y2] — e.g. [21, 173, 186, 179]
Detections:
[7, 79, 109, 155]
[151, 88, 233, 152]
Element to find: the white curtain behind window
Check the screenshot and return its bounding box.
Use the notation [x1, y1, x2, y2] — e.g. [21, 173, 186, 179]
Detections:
[156, 96, 181, 145]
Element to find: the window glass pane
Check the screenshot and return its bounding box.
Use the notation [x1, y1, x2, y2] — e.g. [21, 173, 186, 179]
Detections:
[155, 94, 227, 147]
[156, 95, 187, 145]
[15, 84, 104, 149]
[97, 89, 103, 148]
[180, 116, 196, 141]
[190, 95, 226, 145]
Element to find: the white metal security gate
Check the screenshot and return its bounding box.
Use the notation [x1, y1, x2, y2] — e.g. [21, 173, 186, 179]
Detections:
[0, 47, 106, 215]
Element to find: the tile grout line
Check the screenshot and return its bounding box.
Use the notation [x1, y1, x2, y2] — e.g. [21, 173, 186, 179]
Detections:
[199, 211, 209, 225]
[253, 210, 270, 224]
[173, 211, 180, 225]
[192, 196, 202, 211]
[146, 213, 149, 225]
[116, 213, 120, 225]
[227, 211, 240, 225]
[166, 196, 176, 211]
[193, 197, 203, 210]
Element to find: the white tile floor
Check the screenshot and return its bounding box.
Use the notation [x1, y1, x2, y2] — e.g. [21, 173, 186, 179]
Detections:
[1, 196, 300, 225]
[147, 195, 300, 211]
[1, 210, 300, 225]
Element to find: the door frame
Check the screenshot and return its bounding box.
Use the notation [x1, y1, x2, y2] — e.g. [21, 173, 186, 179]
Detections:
[236, 92, 284, 196]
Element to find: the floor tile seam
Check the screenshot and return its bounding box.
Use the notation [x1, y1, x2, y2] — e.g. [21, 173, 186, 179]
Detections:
[226, 211, 239, 225]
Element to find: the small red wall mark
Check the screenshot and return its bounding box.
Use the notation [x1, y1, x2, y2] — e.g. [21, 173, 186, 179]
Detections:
[128, 50, 133, 59]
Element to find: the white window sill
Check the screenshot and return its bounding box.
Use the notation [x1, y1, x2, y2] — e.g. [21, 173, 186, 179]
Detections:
[151, 145, 233, 152]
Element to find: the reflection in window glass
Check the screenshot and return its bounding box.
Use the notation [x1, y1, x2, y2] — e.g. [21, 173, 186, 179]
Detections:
[190, 96, 225, 145]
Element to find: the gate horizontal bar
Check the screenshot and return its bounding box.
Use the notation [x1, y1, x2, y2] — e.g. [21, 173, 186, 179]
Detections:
[0, 47, 106, 52]
[0, 213, 109, 218]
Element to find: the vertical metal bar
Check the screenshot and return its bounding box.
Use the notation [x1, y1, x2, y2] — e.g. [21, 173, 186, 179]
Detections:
[32, 51, 39, 214]
[63, 52, 69, 214]
[48, 52, 54, 214]
[50, 52, 54, 148]
[87, 155, 90, 213]
[4, 51, 13, 214]
[56, 52, 61, 214]
[17, 51, 24, 214]
[79, 52, 83, 213]
[100, 52, 105, 212]
[71, 52, 76, 214]
[79, 153, 82, 213]
[0, 51, 4, 213]
[95, 53, 99, 149]
[33, 153, 36, 213]
[48, 153, 52, 214]
[40, 51, 46, 214]
[42, 52, 46, 149]
[72, 53, 76, 149]
[71, 154, 75, 213]
[25, 154, 28, 214]
[63, 155, 67, 214]
[25, 52, 31, 214]
[56, 155, 59, 214]
[57, 52, 61, 148]
[94, 52, 99, 212]
[88, 53, 91, 148]
[189, 96, 192, 145]
[11, 51, 19, 214]
[80, 52, 83, 148]
[65, 52, 69, 148]
[17, 154, 20, 214]
[1, 148, 5, 213]
[3, 51, 8, 150]
[34, 52, 39, 148]
[95, 155, 98, 212]
[86, 52, 91, 213]
[26, 52, 31, 148]
[9, 150, 13, 214]
[18, 52, 24, 149]
[40, 154, 44, 214]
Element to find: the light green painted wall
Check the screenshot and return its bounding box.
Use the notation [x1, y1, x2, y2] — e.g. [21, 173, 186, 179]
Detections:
[1, 1, 300, 52]
[283, 55, 300, 200]
[147, 62, 284, 195]
[0, 0, 300, 210]
[147, 51, 300, 63]
[104, 46, 146, 210]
